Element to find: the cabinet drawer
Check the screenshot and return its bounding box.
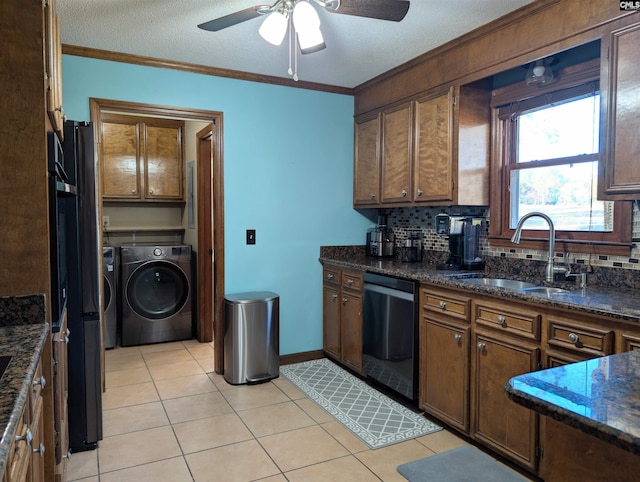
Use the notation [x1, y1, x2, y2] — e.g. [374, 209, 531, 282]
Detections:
[323, 267, 340, 284]
[547, 318, 614, 357]
[341, 271, 363, 291]
[422, 289, 471, 322]
[475, 302, 541, 341]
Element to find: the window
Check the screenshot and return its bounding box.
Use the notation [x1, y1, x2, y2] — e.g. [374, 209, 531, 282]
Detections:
[490, 61, 631, 255]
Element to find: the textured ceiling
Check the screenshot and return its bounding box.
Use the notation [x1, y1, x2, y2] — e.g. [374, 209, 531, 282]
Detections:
[57, 0, 534, 89]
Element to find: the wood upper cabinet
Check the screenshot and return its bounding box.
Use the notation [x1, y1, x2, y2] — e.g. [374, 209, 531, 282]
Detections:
[101, 114, 185, 202]
[381, 103, 413, 203]
[598, 21, 640, 200]
[353, 84, 489, 207]
[44, 0, 64, 140]
[413, 88, 453, 202]
[353, 114, 381, 205]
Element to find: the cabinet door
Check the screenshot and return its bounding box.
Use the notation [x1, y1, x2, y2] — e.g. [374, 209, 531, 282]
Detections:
[413, 88, 453, 203]
[53, 316, 69, 473]
[341, 290, 363, 373]
[323, 284, 341, 361]
[354, 115, 380, 206]
[472, 331, 539, 471]
[29, 397, 45, 482]
[381, 103, 412, 203]
[102, 119, 141, 199]
[144, 123, 183, 200]
[599, 22, 640, 199]
[420, 317, 470, 433]
[45, 0, 63, 140]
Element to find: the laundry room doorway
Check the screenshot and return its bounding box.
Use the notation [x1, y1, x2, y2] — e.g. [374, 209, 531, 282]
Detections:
[90, 98, 225, 374]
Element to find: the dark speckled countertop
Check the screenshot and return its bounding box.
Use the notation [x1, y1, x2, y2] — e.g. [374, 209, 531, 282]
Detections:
[505, 351, 640, 455]
[319, 246, 640, 323]
[0, 295, 49, 478]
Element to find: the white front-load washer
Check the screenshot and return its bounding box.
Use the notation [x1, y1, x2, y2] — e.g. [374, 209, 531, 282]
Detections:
[120, 243, 193, 346]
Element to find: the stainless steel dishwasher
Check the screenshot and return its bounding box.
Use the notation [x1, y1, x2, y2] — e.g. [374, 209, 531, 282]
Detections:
[362, 272, 418, 402]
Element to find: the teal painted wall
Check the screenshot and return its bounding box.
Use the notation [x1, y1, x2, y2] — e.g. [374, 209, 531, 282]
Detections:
[62, 55, 372, 355]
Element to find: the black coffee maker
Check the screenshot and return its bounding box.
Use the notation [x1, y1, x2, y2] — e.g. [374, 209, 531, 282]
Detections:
[436, 215, 485, 270]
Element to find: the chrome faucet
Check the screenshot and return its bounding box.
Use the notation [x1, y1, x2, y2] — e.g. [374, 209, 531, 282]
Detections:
[510, 212, 568, 283]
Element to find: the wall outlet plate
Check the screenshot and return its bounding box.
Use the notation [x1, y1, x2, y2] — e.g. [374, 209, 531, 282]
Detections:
[102, 216, 110, 227]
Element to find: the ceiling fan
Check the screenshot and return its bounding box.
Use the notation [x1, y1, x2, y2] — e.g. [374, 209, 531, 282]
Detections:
[198, 0, 410, 81]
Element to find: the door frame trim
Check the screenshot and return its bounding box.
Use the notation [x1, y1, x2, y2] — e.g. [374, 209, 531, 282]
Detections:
[90, 98, 225, 374]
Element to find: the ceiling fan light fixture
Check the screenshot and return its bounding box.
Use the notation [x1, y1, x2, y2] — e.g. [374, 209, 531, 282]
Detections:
[297, 28, 325, 53]
[258, 10, 289, 45]
[293, 1, 321, 31]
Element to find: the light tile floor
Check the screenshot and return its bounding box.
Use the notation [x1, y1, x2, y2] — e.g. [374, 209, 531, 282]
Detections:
[67, 340, 532, 482]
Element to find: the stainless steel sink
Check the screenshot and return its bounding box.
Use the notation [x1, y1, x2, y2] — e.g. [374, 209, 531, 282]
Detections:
[458, 278, 538, 290]
[521, 286, 569, 294]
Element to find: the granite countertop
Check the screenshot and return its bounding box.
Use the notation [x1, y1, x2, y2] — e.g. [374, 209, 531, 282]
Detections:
[0, 295, 49, 478]
[319, 247, 640, 324]
[505, 350, 640, 455]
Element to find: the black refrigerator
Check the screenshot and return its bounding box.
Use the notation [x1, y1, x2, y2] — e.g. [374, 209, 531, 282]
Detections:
[62, 120, 103, 452]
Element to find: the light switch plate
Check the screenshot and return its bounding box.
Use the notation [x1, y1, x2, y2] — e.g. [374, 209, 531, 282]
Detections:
[246, 229, 256, 245]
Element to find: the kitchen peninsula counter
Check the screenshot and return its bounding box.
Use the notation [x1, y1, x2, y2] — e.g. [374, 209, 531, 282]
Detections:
[506, 350, 640, 455]
[320, 246, 640, 324]
[0, 295, 49, 478]
[506, 351, 640, 481]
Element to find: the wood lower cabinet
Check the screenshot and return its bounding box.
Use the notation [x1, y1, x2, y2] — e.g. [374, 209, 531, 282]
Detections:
[100, 113, 185, 202]
[419, 287, 471, 433]
[471, 330, 540, 471]
[4, 353, 47, 482]
[52, 313, 69, 482]
[322, 264, 363, 373]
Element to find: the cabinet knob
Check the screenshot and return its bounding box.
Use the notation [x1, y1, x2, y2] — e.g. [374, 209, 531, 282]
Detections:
[33, 443, 45, 456]
[327, 273, 334, 280]
[497, 315, 506, 326]
[33, 376, 46, 389]
[401, 189, 407, 197]
[332, 294, 337, 301]
[568, 332, 579, 344]
[342, 298, 348, 304]
[370, 193, 376, 199]
[417, 189, 423, 197]
[347, 279, 353, 286]
[477, 342, 486, 351]
[16, 428, 33, 445]
[453, 333, 462, 342]
[149, 189, 154, 195]
[131, 189, 136, 194]
[439, 301, 446, 310]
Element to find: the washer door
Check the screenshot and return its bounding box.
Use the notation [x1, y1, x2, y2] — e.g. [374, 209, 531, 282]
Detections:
[126, 261, 189, 319]
[103, 273, 112, 312]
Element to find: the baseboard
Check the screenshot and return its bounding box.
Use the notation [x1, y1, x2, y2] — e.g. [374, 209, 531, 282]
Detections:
[280, 350, 324, 366]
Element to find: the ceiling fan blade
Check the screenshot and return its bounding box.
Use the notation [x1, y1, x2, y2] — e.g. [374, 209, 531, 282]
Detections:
[328, 0, 410, 22]
[198, 5, 271, 32]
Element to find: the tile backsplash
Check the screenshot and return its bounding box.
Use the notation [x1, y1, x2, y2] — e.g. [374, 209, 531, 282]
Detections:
[375, 205, 640, 271]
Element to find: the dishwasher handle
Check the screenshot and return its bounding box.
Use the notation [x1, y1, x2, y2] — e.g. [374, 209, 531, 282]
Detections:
[363, 282, 415, 302]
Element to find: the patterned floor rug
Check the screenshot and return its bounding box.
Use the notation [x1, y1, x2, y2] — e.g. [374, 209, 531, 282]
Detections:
[280, 358, 441, 449]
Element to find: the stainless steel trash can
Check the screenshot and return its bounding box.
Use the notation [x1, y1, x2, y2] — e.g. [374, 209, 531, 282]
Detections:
[223, 291, 279, 385]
